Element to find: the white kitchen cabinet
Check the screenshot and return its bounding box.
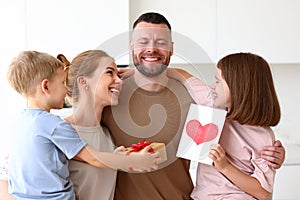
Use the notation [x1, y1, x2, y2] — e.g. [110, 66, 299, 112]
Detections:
[130, 0, 300, 63]
[217, 0, 300, 63]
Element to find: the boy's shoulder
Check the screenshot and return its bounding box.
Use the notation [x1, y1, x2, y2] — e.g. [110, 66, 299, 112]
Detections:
[22, 109, 70, 128]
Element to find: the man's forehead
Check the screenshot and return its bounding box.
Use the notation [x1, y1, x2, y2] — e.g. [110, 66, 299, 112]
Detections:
[135, 22, 169, 29]
[132, 27, 171, 40]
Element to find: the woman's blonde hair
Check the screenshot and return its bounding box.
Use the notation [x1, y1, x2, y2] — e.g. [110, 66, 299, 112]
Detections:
[7, 51, 64, 97]
[57, 50, 112, 105]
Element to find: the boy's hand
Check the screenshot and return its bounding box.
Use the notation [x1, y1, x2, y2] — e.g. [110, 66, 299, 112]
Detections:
[114, 146, 126, 154]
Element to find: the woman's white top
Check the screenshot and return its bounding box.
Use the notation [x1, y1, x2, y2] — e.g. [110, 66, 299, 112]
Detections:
[69, 125, 117, 200]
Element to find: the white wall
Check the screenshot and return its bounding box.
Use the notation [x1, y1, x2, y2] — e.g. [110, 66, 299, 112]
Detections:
[0, 0, 130, 150]
[217, 0, 300, 63]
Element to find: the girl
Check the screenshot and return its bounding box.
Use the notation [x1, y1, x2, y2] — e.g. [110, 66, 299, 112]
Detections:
[168, 52, 281, 200]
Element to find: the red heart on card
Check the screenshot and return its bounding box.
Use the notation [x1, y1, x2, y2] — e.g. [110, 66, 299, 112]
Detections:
[186, 120, 219, 145]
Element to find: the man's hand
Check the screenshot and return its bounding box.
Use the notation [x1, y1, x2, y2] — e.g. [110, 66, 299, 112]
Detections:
[261, 140, 286, 169]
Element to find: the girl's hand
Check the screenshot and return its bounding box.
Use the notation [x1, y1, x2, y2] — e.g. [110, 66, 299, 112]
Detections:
[209, 144, 229, 172]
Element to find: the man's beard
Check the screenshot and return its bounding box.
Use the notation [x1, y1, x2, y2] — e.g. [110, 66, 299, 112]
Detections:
[133, 52, 171, 77]
[135, 63, 168, 77]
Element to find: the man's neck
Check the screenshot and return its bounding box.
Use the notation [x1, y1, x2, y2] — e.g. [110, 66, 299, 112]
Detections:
[133, 69, 168, 92]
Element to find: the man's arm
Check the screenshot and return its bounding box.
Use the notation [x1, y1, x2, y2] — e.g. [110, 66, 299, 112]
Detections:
[261, 140, 286, 169]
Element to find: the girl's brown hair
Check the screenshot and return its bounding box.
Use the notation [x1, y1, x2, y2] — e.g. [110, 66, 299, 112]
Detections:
[217, 52, 281, 126]
[57, 50, 112, 105]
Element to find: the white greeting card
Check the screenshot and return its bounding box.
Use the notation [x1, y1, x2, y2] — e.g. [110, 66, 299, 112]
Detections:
[176, 103, 227, 165]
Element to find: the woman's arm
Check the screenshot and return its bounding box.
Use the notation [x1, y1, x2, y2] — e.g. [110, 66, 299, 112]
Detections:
[210, 144, 271, 200]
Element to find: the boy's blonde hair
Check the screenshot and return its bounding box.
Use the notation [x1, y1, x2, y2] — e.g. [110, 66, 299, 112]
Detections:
[7, 51, 64, 97]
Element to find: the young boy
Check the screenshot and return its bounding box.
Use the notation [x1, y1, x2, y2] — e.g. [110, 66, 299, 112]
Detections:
[5, 51, 160, 200]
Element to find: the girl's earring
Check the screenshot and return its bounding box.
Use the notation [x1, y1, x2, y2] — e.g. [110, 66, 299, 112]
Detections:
[85, 86, 89, 91]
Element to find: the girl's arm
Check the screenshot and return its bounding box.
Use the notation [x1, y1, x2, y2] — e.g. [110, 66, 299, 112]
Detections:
[73, 144, 160, 172]
[168, 68, 285, 169]
[167, 68, 213, 107]
[166, 68, 193, 83]
[210, 144, 271, 200]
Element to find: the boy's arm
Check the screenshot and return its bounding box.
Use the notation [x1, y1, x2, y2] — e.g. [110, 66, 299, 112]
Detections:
[73, 144, 160, 172]
[0, 180, 15, 200]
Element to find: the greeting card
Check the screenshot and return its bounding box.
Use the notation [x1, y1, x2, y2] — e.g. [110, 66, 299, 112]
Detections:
[176, 103, 227, 165]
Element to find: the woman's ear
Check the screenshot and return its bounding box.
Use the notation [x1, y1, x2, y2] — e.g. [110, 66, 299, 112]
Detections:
[77, 76, 90, 91]
[41, 79, 49, 94]
[77, 76, 87, 87]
